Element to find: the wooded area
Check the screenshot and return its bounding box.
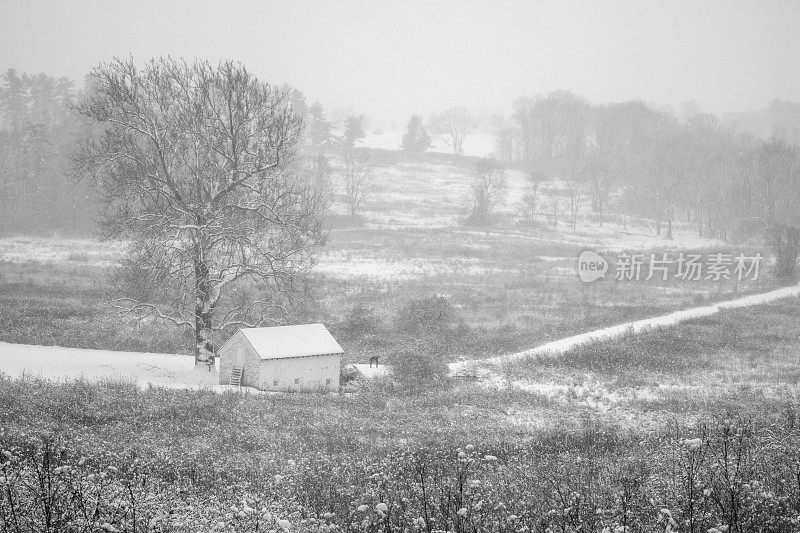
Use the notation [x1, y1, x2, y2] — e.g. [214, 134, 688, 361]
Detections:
[0, 69, 97, 234]
[2, 69, 800, 274]
[492, 92, 800, 268]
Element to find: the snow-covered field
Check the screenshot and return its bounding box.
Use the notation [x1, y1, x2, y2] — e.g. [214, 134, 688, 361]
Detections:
[314, 251, 513, 281]
[358, 130, 495, 158]
[0, 342, 224, 390]
[0, 236, 123, 265]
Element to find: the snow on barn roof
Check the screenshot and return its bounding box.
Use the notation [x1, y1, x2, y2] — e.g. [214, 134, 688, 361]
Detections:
[236, 324, 343, 360]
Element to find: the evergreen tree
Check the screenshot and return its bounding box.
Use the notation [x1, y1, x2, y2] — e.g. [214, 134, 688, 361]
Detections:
[401, 115, 432, 154]
[308, 101, 333, 153]
[343, 114, 366, 149]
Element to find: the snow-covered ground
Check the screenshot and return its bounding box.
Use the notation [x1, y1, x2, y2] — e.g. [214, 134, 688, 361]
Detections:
[314, 251, 512, 281]
[0, 342, 226, 390]
[0, 236, 123, 265]
[358, 131, 495, 158]
[351, 363, 390, 378]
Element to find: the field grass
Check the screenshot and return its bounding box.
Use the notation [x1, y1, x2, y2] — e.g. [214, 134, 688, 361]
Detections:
[3, 298, 800, 531]
[0, 150, 784, 364]
[487, 296, 800, 431]
[0, 258, 190, 353]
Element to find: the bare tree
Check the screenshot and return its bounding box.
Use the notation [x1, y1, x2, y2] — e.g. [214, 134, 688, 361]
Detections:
[492, 114, 518, 163]
[341, 148, 376, 220]
[752, 139, 800, 279]
[431, 106, 475, 156]
[466, 158, 506, 226]
[519, 169, 544, 227]
[71, 57, 326, 367]
[565, 176, 584, 231]
[305, 152, 333, 200]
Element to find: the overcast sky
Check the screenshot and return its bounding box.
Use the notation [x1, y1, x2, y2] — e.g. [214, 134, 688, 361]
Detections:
[2, 0, 799, 126]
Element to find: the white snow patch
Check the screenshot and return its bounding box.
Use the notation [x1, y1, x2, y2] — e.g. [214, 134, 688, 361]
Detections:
[0, 237, 123, 266]
[314, 251, 511, 281]
[352, 363, 390, 378]
[0, 343, 233, 391]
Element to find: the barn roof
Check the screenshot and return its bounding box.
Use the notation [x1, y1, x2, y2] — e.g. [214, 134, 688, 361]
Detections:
[235, 324, 343, 360]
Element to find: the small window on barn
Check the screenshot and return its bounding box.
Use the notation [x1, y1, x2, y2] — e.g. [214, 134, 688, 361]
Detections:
[294, 378, 299, 385]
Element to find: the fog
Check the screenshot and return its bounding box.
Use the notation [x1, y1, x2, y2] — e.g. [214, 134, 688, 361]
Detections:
[5, 3, 800, 529]
[2, 0, 800, 127]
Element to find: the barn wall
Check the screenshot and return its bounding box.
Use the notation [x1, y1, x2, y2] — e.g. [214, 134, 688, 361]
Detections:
[217, 332, 261, 387]
[259, 353, 341, 391]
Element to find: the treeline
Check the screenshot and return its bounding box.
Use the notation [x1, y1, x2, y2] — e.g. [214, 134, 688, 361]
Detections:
[3, 65, 799, 263]
[0, 69, 98, 235]
[0, 68, 368, 236]
[493, 92, 800, 269]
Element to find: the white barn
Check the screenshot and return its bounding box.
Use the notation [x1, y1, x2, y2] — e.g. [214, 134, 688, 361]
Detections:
[218, 324, 343, 391]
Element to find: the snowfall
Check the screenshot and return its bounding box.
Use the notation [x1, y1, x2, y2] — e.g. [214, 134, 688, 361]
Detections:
[0, 283, 797, 391]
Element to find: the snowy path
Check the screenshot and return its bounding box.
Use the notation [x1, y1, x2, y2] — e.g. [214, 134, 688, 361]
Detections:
[449, 283, 800, 373]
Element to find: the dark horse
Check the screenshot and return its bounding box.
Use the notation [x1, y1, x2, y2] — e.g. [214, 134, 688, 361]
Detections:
[369, 355, 379, 368]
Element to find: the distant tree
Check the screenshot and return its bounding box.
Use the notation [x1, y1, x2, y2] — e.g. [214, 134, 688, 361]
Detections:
[281, 84, 308, 139]
[519, 169, 544, 226]
[466, 158, 506, 226]
[400, 115, 432, 154]
[512, 91, 588, 173]
[341, 148, 376, 220]
[343, 114, 366, 150]
[0, 68, 83, 234]
[0, 69, 29, 128]
[492, 114, 518, 163]
[582, 104, 631, 223]
[431, 106, 475, 155]
[308, 101, 334, 153]
[751, 139, 800, 280]
[642, 114, 689, 239]
[71, 57, 326, 366]
[308, 152, 333, 199]
[339, 303, 382, 340]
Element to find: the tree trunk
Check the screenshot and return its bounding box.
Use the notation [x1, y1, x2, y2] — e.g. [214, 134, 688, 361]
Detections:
[697, 209, 703, 238]
[195, 305, 215, 367]
[193, 243, 215, 368]
[772, 224, 800, 282]
[597, 200, 604, 226]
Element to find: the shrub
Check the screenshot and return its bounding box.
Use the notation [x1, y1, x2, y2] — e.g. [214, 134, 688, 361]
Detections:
[338, 303, 383, 340]
[339, 363, 361, 386]
[390, 342, 449, 394]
